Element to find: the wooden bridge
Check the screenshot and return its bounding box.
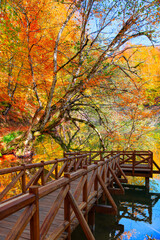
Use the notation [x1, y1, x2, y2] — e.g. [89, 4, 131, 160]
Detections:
[0, 150, 159, 240]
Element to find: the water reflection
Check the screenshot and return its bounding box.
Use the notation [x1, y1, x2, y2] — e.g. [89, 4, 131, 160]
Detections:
[72, 183, 160, 240]
[115, 185, 160, 224]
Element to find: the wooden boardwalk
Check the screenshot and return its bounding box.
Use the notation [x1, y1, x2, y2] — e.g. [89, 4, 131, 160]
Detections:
[0, 151, 159, 240]
[0, 172, 102, 240]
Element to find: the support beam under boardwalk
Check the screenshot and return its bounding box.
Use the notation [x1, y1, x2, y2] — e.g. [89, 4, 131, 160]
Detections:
[145, 177, 149, 190]
[94, 204, 117, 215]
[88, 208, 95, 232]
[118, 178, 128, 183]
[108, 188, 124, 195]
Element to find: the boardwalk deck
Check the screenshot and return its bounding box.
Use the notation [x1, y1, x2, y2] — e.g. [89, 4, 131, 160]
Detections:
[0, 150, 159, 240]
[0, 175, 104, 240]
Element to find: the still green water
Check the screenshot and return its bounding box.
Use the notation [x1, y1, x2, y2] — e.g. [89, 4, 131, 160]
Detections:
[72, 180, 160, 240]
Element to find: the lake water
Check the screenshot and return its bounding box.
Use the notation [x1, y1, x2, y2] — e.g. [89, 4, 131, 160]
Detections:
[72, 178, 160, 240]
[72, 143, 160, 240]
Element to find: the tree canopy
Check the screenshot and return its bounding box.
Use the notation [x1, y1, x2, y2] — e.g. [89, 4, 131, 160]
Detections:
[0, 0, 160, 159]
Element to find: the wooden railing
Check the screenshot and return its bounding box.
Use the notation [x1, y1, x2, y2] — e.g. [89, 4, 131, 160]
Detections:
[0, 153, 126, 240]
[0, 150, 159, 240]
[114, 150, 154, 176]
[66, 151, 157, 177]
[0, 153, 91, 202]
[1, 150, 157, 203]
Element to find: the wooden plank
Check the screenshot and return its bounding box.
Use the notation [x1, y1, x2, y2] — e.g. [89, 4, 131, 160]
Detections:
[74, 175, 87, 201]
[47, 221, 69, 240]
[0, 220, 30, 239]
[6, 204, 36, 240]
[40, 185, 69, 240]
[39, 177, 69, 198]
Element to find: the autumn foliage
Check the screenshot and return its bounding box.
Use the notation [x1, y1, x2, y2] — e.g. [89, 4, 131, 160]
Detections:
[0, 0, 160, 162]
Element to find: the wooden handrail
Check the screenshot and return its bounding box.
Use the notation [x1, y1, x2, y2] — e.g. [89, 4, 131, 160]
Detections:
[0, 153, 91, 201]
[0, 150, 158, 240]
[0, 193, 35, 220]
[0, 154, 89, 175]
[0, 151, 152, 177]
[39, 177, 70, 199]
[0, 152, 128, 240]
[0, 151, 156, 202]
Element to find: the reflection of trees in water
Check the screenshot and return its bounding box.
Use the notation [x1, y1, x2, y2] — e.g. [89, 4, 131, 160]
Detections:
[117, 229, 137, 240]
[94, 213, 124, 240]
[95, 185, 160, 240]
[115, 185, 160, 224]
[72, 185, 160, 240]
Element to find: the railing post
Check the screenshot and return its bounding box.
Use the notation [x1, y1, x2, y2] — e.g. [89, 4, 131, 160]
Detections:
[100, 151, 102, 161]
[81, 157, 83, 168]
[74, 158, 77, 171]
[89, 151, 92, 165]
[111, 151, 113, 158]
[102, 158, 106, 204]
[117, 154, 121, 178]
[41, 161, 45, 186]
[113, 156, 116, 171]
[21, 164, 26, 194]
[55, 158, 58, 179]
[145, 177, 149, 191]
[108, 160, 113, 188]
[29, 186, 40, 240]
[94, 162, 99, 203]
[123, 150, 125, 164]
[132, 151, 135, 176]
[150, 151, 153, 177]
[64, 173, 71, 240]
[64, 157, 69, 172]
[102, 158, 106, 183]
